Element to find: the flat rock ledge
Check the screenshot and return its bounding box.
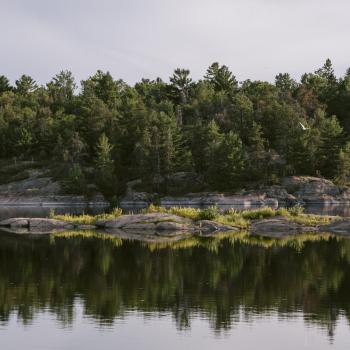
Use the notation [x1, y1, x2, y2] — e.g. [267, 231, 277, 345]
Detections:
[251, 216, 350, 237]
[0, 213, 238, 235]
[251, 217, 317, 237]
[0, 218, 74, 231]
[3, 214, 350, 238]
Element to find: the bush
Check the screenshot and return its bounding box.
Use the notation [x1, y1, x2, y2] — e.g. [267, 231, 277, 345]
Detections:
[142, 204, 168, 214]
[275, 207, 290, 216]
[241, 207, 277, 220]
[197, 205, 220, 220]
[169, 207, 201, 220]
[51, 207, 123, 225]
[288, 204, 304, 216]
[109, 207, 123, 217]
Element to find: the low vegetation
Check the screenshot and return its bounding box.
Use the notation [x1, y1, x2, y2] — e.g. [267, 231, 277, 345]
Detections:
[48, 204, 340, 230]
[49, 207, 122, 225]
[142, 204, 339, 228]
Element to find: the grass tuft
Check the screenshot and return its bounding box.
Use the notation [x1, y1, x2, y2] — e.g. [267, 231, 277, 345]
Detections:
[50, 207, 123, 225]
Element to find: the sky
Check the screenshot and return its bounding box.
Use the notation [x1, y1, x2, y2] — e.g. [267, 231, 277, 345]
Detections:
[1, 0, 350, 86]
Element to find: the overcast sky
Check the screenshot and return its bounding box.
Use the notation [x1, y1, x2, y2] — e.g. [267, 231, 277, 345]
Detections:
[1, 0, 350, 86]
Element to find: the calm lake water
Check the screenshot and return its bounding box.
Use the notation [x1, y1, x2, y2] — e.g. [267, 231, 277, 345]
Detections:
[1, 203, 350, 220]
[0, 228, 350, 350]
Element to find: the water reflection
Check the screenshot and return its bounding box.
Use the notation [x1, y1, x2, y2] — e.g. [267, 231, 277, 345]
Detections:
[0, 230, 350, 341]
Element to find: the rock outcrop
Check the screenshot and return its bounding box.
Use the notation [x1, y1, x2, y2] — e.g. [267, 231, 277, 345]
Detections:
[320, 219, 350, 235]
[251, 217, 317, 237]
[0, 213, 239, 235]
[0, 170, 349, 208]
[281, 176, 350, 204]
[0, 217, 74, 232]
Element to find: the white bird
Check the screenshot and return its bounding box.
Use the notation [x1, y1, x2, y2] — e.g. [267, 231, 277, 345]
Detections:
[299, 122, 310, 131]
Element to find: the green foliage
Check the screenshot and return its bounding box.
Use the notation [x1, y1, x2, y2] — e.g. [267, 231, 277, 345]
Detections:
[205, 62, 238, 93]
[335, 142, 350, 185]
[61, 164, 87, 195]
[287, 213, 335, 227]
[51, 207, 123, 225]
[94, 133, 117, 200]
[142, 204, 336, 229]
[169, 207, 201, 220]
[240, 206, 278, 220]
[197, 205, 220, 220]
[288, 204, 305, 216]
[1, 59, 350, 195]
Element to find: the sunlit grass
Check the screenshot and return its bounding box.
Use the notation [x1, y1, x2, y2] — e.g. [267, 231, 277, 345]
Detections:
[142, 204, 220, 220]
[142, 204, 338, 229]
[49, 204, 341, 231]
[49, 207, 123, 225]
[287, 214, 336, 227]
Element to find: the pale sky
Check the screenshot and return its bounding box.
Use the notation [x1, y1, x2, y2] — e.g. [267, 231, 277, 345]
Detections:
[1, 0, 350, 86]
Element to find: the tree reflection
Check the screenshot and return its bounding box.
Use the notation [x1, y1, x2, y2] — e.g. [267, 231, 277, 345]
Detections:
[0, 230, 350, 337]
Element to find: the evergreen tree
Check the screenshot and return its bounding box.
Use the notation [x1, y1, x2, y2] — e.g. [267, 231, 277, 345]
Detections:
[95, 133, 116, 201]
[275, 73, 298, 93]
[15, 75, 37, 94]
[205, 62, 238, 93]
[335, 142, 350, 185]
[0, 75, 12, 93]
[317, 113, 344, 178]
[210, 131, 245, 189]
[170, 68, 192, 104]
[246, 122, 268, 181]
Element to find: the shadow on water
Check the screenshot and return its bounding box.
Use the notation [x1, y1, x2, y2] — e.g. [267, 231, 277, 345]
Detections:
[0, 229, 350, 340]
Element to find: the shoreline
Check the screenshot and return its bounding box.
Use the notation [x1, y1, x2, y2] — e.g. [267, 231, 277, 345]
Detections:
[1, 208, 350, 239]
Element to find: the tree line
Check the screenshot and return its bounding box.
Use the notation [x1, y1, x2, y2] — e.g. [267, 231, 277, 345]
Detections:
[1, 59, 350, 199]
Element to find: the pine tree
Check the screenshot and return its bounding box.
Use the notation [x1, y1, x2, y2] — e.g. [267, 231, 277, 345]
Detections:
[317, 114, 344, 178]
[335, 142, 350, 185]
[95, 133, 116, 201]
[0, 75, 12, 94]
[210, 131, 245, 189]
[246, 122, 268, 181]
[205, 62, 238, 93]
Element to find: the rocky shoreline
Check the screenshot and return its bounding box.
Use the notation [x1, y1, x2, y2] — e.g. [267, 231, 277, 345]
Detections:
[0, 213, 238, 236]
[2, 212, 350, 239]
[1, 175, 350, 209]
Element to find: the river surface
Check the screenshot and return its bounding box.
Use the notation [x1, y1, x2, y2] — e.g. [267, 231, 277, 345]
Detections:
[0, 225, 350, 350]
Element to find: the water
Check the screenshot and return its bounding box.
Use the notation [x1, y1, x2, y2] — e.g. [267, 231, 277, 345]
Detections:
[1, 203, 350, 221]
[0, 230, 350, 349]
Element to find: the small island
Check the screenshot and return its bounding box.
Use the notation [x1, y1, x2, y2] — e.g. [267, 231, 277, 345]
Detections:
[2, 205, 350, 242]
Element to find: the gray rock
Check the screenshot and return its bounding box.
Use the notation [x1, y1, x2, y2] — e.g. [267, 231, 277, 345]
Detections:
[251, 217, 317, 237]
[320, 219, 350, 235]
[28, 218, 74, 230]
[100, 213, 190, 228]
[197, 220, 238, 233]
[156, 221, 189, 231]
[123, 223, 156, 230]
[281, 176, 350, 203]
[0, 218, 29, 227]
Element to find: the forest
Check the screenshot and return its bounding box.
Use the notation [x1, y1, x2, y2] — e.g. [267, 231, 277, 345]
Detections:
[1, 59, 350, 200]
